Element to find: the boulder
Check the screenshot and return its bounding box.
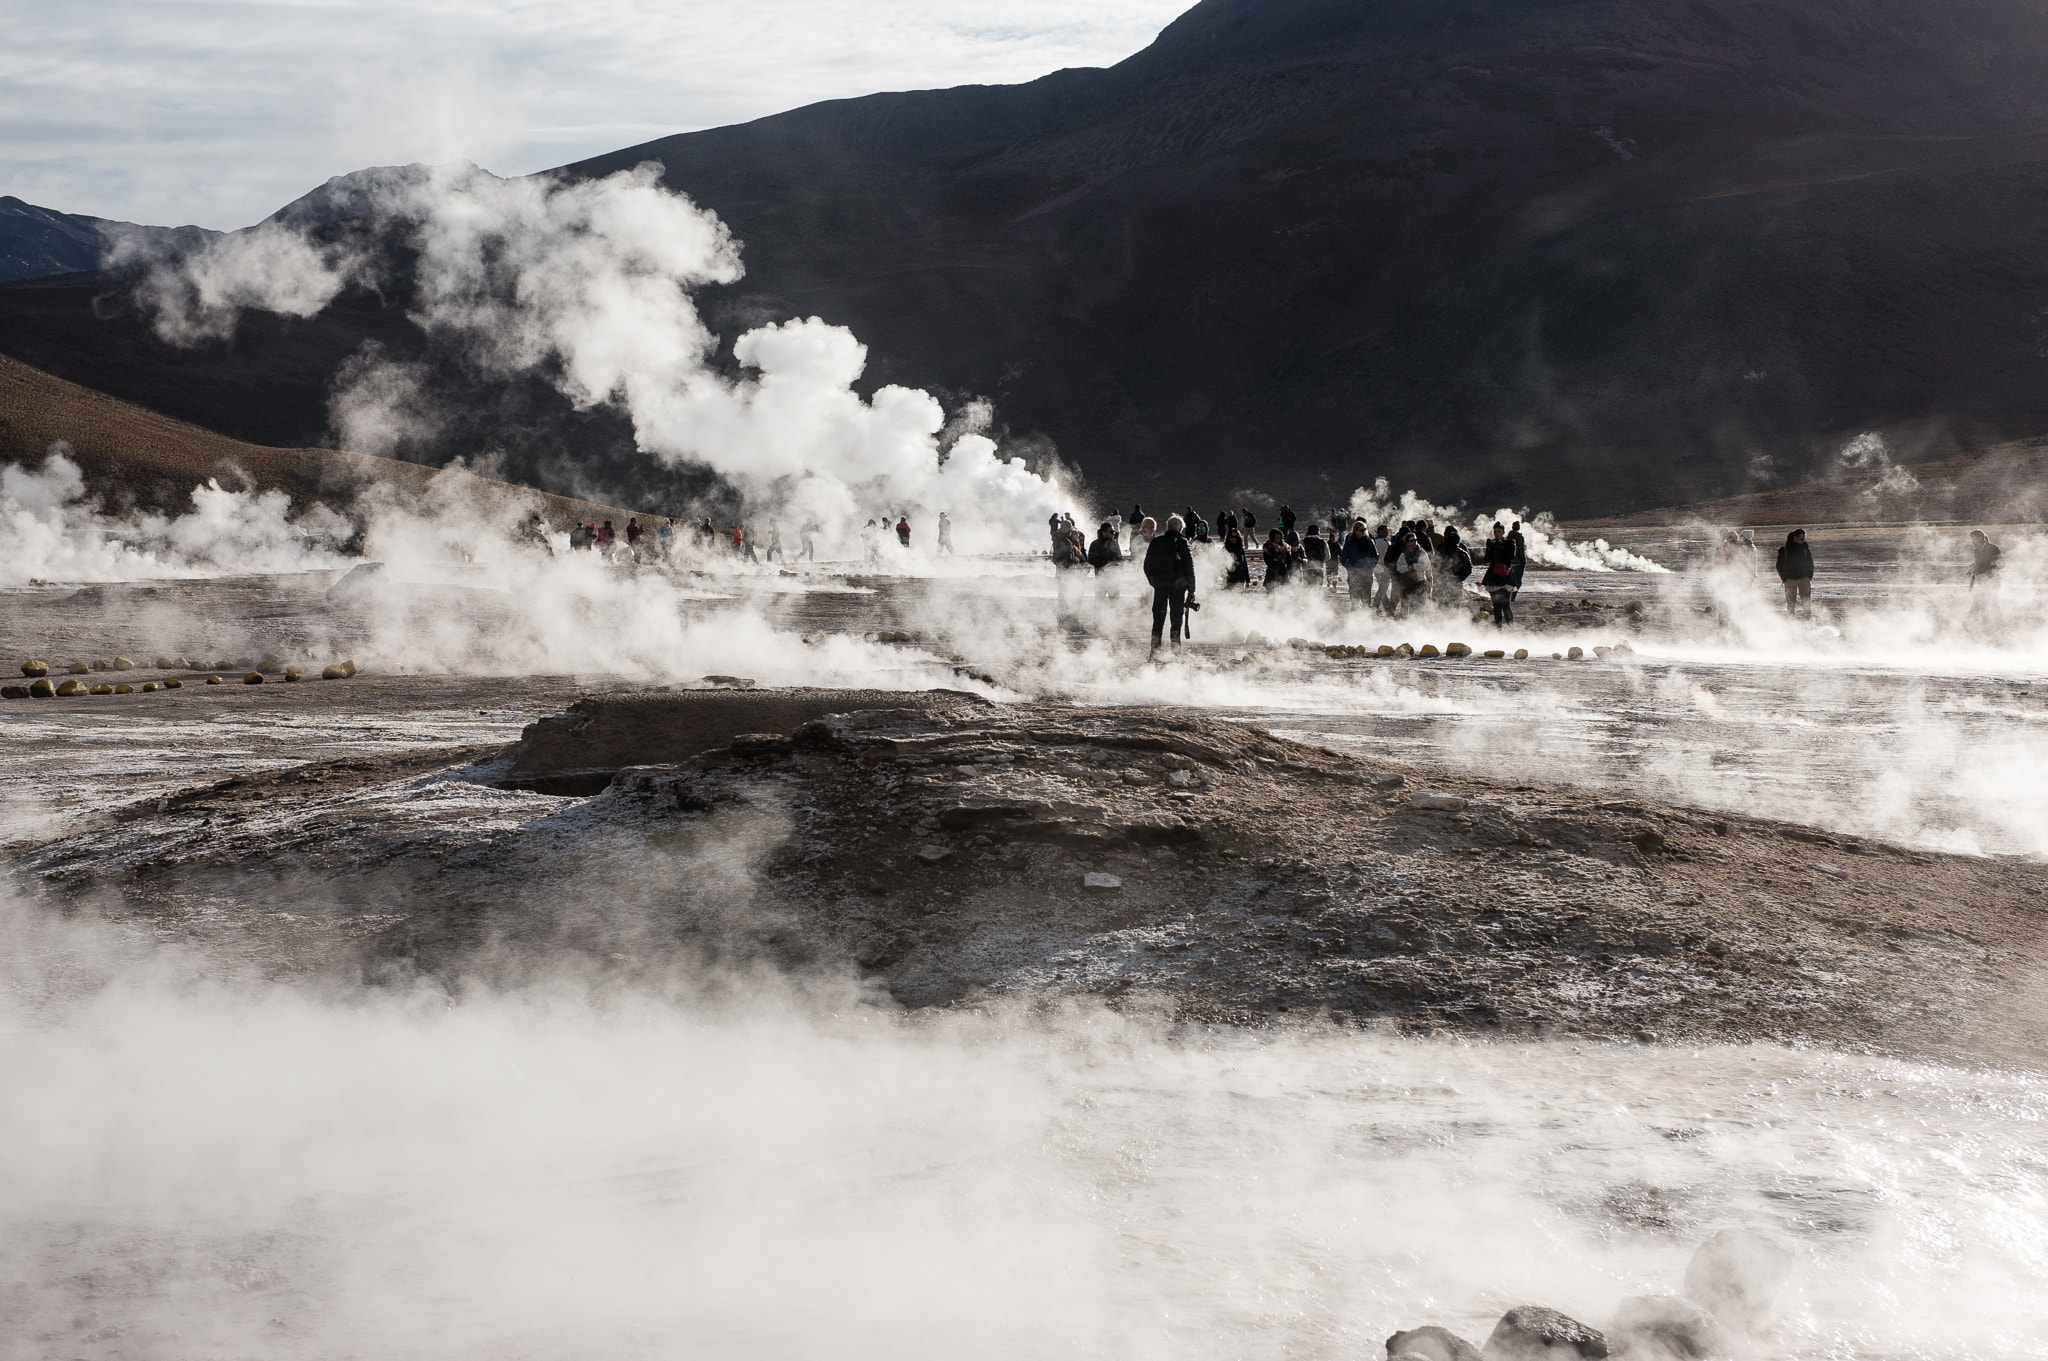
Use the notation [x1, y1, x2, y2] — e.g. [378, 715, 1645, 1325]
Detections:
[0, 685, 26, 699]
[141, 682, 158, 693]
[1567, 647, 1584, 659]
[284, 668, 305, 681]
[342, 659, 357, 675]
[206, 675, 224, 685]
[163, 678, 183, 689]
[1418, 644, 1440, 656]
[20, 660, 48, 678]
[91, 659, 108, 670]
[1514, 648, 1529, 659]
[1446, 643, 1472, 656]
[113, 684, 133, 694]
[28, 678, 54, 698]
[89, 684, 112, 695]
[112, 656, 134, 670]
[1484, 649, 1506, 658]
[1377, 644, 1396, 656]
[321, 663, 350, 680]
[243, 672, 264, 684]
[1682, 1229, 1790, 1332]
[1610, 1295, 1722, 1361]
[258, 655, 282, 674]
[153, 656, 176, 669]
[1482, 1305, 1608, 1361]
[66, 661, 89, 674]
[1410, 791, 1467, 812]
[55, 679, 84, 696]
[1387, 1325, 1484, 1361]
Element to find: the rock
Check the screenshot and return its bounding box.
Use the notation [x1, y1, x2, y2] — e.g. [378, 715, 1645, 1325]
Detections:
[1122, 768, 1152, 785]
[284, 668, 305, 681]
[1082, 872, 1123, 891]
[1514, 648, 1529, 659]
[1419, 644, 1440, 656]
[1168, 769, 1195, 786]
[1682, 1229, 1791, 1332]
[28, 678, 54, 698]
[1484, 649, 1506, 658]
[1594, 646, 1613, 658]
[55, 679, 84, 696]
[1377, 644, 1396, 656]
[91, 659, 108, 671]
[1551, 652, 1563, 659]
[1610, 1295, 1722, 1361]
[163, 678, 183, 689]
[729, 732, 794, 757]
[1387, 1325, 1485, 1361]
[89, 684, 111, 695]
[141, 682, 159, 692]
[113, 684, 133, 694]
[321, 664, 350, 680]
[207, 675, 223, 685]
[1567, 647, 1584, 659]
[1483, 1305, 1608, 1361]
[243, 672, 264, 684]
[1410, 791, 1467, 811]
[342, 660, 357, 675]
[1446, 642, 1472, 656]
[701, 674, 756, 688]
[0, 685, 26, 699]
[154, 656, 176, 669]
[915, 844, 954, 865]
[66, 661, 89, 674]
[112, 656, 134, 670]
[20, 660, 47, 677]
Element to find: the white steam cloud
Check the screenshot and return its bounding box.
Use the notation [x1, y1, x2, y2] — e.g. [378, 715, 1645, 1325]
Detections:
[1346, 478, 1669, 573]
[134, 162, 1068, 552]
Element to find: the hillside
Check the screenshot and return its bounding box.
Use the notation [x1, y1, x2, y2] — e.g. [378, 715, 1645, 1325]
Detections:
[10, 0, 2048, 516]
[0, 354, 646, 529]
[0, 197, 216, 285]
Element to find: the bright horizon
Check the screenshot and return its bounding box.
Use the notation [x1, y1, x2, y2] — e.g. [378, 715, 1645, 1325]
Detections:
[0, 0, 1188, 231]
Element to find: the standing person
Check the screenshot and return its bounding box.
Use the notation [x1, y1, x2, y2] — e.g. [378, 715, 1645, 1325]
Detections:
[1051, 526, 1090, 631]
[656, 518, 675, 558]
[1048, 512, 1066, 552]
[1507, 520, 1528, 601]
[1242, 508, 1258, 539]
[1481, 522, 1517, 627]
[800, 518, 821, 561]
[1370, 523, 1394, 611]
[766, 523, 785, 562]
[1434, 526, 1472, 607]
[1223, 526, 1252, 587]
[1302, 524, 1331, 587]
[1776, 529, 1815, 616]
[895, 515, 911, 548]
[1739, 528, 1757, 576]
[1386, 529, 1430, 615]
[1262, 528, 1295, 591]
[936, 512, 954, 556]
[862, 519, 881, 564]
[1143, 514, 1198, 652]
[598, 520, 616, 557]
[1339, 519, 1378, 605]
[1088, 520, 1124, 598]
[1134, 516, 1158, 558]
[1968, 528, 2003, 626]
[1108, 508, 1124, 545]
[1218, 508, 1237, 539]
[625, 518, 643, 556]
[1279, 503, 1297, 532]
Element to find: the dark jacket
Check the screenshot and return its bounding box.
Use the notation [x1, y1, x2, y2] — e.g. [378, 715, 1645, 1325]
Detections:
[1262, 541, 1294, 586]
[1482, 537, 1516, 584]
[1143, 530, 1196, 589]
[1087, 535, 1123, 570]
[1339, 531, 1379, 570]
[1776, 534, 1815, 581]
[1302, 532, 1329, 563]
[1438, 534, 1472, 580]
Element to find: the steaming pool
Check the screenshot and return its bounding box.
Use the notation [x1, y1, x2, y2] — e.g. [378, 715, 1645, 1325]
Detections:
[3, 535, 2046, 1359]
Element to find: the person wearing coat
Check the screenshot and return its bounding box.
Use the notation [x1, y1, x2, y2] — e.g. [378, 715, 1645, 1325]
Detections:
[1143, 515, 1199, 651]
[1776, 529, 1814, 616]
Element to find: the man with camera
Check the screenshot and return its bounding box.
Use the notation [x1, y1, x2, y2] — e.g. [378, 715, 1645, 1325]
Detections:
[1143, 514, 1199, 653]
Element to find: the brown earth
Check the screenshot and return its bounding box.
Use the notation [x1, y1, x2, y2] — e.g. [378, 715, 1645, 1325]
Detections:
[14, 687, 2046, 1066]
[0, 352, 648, 528]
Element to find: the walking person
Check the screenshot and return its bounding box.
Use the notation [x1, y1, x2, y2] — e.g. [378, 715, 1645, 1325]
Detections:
[800, 518, 821, 561]
[766, 523, 785, 562]
[936, 512, 954, 556]
[1507, 520, 1528, 601]
[895, 515, 912, 549]
[1278, 503, 1297, 532]
[1301, 523, 1331, 587]
[1222, 526, 1252, 588]
[1144, 514, 1198, 652]
[1481, 522, 1517, 627]
[1339, 519, 1379, 605]
[1968, 528, 2003, 627]
[1776, 529, 1815, 616]
[656, 518, 675, 558]
[625, 518, 643, 558]
[1262, 528, 1295, 591]
[1088, 520, 1124, 598]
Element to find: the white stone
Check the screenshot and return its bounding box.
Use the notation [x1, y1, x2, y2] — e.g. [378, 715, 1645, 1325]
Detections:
[1082, 872, 1123, 891]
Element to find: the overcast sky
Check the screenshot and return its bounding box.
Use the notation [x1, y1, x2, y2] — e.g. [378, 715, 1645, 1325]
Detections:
[2, 0, 1189, 230]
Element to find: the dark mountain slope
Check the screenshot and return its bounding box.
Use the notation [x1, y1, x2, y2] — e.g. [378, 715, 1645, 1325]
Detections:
[10, 0, 2048, 515]
[0, 197, 216, 285]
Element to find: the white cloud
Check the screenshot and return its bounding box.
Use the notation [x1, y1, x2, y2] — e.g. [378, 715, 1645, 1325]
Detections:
[0, 0, 1188, 229]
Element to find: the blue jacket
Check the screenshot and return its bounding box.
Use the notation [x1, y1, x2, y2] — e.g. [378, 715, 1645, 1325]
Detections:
[1338, 531, 1379, 570]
